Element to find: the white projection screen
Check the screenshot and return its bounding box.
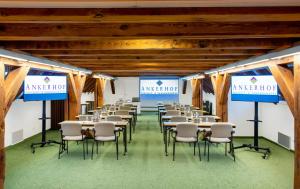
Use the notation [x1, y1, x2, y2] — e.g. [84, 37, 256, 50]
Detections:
[139, 77, 179, 106]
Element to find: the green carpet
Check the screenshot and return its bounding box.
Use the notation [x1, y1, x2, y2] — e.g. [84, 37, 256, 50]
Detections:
[5, 112, 294, 189]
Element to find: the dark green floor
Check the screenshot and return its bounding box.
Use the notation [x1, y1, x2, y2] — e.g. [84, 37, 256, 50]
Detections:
[5, 112, 294, 189]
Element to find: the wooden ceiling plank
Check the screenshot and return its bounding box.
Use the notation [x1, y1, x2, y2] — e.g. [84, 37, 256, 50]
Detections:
[3, 38, 296, 50]
[0, 8, 300, 23]
[0, 22, 299, 40]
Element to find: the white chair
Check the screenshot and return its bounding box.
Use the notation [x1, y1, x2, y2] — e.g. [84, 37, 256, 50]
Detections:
[120, 106, 131, 111]
[165, 110, 180, 116]
[78, 115, 92, 121]
[205, 123, 235, 162]
[91, 122, 119, 160]
[59, 122, 86, 159]
[171, 123, 201, 161]
[168, 116, 187, 145]
[115, 110, 129, 115]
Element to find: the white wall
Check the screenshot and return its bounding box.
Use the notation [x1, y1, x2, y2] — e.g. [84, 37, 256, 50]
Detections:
[260, 102, 294, 150]
[102, 77, 193, 106]
[5, 100, 51, 147]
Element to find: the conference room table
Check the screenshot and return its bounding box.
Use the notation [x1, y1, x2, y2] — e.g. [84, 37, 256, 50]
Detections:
[76, 114, 134, 142]
[59, 120, 129, 155]
[162, 121, 236, 156]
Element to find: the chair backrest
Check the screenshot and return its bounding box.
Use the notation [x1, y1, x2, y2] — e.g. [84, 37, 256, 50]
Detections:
[176, 123, 198, 138]
[192, 110, 203, 117]
[170, 116, 187, 122]
[165, 106, 175, 111]
[202, 116, 216, 122]
[120, 106, 131, 111]
[107, 115, 123, 121]
[211, 123, 233, 138]
[61, 122, 82, 136]
[184, 111, 192, 117]
[94, 122, 115, 137]
[109, 106, 116, 111]
[115, 110, 129, 115]
[124, 103, 133, 107]
[78, 115, 92, 121]
[165, 110, 180, 116]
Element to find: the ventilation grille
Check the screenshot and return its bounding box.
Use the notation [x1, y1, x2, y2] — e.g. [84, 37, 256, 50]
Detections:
[12, 129, 23, 145]
[278, 132, 290, 149]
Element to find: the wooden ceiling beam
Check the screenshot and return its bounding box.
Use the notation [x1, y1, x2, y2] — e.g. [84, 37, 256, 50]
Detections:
[43, 55, 250, 60]
[0, 8, 300, 23]
[0, 22, 300, 40]
[2, 39, 296, 50]
[24, 49, 270, 56]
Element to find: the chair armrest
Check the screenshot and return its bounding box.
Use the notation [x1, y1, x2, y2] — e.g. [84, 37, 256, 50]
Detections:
[171, 130, 177, 138]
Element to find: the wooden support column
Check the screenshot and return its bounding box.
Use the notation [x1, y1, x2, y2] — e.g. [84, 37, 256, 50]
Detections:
[0, 63, 5, 189]
[294, 55, 300, 189]
[0, 64, 30, 189]
[269, 64, 295, 116]
[94, 78, 107, 108]
[191, 79, 203, 109]
[67, 73, 86, 120]
[211, 73, 230, 121]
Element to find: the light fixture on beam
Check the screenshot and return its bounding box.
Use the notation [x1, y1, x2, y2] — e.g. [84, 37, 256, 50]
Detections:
[93, 73, 114, 80]
[205, 45, 300, 75]
[181, 73, 205, 80]
[0, 49, 92, 75]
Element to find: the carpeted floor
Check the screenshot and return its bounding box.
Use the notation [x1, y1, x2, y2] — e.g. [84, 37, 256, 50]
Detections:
[5, 112, 294, 189]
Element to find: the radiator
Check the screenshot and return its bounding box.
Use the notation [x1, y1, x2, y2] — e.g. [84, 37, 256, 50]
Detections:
[278, 132, 290, 149]
[12, 129, 23, 145]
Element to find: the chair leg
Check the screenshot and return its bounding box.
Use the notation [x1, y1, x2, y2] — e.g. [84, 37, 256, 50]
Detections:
[193, 142, 196, 156]
[225, 143, 227, 156]
[83, 140, 85, 160]
[91, 141, 94, 160]
[86, 139, 89, 154]
[168, 130, 171, 146]
[173, 139, 176, 161]
[207, 142, 210, 162]
[66, 140, 69, 154]
[231, 141, 236, 162]
[96, 141, 99, 154]
[198, 142, 201, 161]
[58, 140, 62, 159]
[204, 140, 206, 156]
[116, 137, 119, 160]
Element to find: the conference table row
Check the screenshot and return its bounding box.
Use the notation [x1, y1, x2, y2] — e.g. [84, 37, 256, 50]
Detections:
[59, 119, 130, 155]
[162, 121, 236, 156]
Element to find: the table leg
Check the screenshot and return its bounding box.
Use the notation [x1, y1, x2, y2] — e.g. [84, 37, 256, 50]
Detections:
[123, 126, 127, 155]
[163, 126, 168, 156]
[129, 118, 132, 142]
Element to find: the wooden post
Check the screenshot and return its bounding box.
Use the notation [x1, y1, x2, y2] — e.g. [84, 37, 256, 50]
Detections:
[0, 63, 5, 189]
[191, 79, 203, 109]
[269, 64, 295, 116]
[0, 64, 30, 189]
[94, 78, 107, 108]
[294, 55, 300, 189]
[67, 73, 86, 120]
[211, 73, 230, 121]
